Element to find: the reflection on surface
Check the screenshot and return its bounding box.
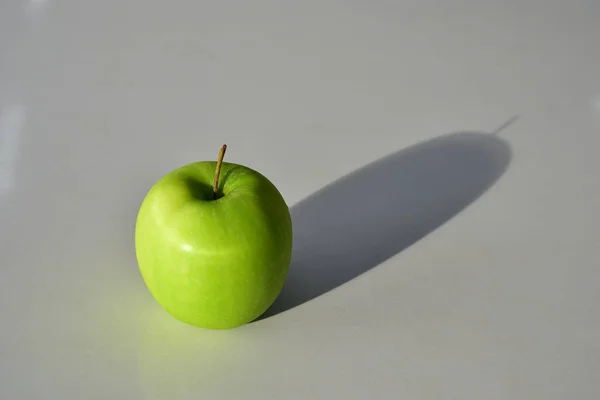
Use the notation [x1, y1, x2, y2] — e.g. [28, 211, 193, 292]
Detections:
[26, 0, 48, 14]
[592, 96, 600, 127]
[0, 105, 24, 200]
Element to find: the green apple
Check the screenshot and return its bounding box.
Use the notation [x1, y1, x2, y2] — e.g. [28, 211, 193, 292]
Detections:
[134, 146, 293, 329]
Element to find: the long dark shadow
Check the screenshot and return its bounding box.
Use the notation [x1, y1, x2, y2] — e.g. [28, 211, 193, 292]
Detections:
[258, 131, 512, 320]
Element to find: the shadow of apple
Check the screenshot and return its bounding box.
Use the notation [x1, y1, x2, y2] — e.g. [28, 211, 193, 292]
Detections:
[258, 131, 512, 320]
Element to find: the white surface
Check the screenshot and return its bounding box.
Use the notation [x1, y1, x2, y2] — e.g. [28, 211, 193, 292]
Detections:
[1, 1, 600, 399]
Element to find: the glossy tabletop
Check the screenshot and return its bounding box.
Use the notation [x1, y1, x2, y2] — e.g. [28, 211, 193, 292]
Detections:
[1, 1, 599, 399]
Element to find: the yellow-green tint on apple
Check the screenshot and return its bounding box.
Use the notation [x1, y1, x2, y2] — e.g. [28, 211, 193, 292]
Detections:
[135, 161, 293, 329]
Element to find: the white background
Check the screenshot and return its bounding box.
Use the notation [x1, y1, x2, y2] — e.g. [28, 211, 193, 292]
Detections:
[1, 1, 599, 399]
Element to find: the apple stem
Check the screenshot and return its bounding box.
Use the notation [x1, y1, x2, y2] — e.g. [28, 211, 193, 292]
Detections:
[213, 144, 227, 200]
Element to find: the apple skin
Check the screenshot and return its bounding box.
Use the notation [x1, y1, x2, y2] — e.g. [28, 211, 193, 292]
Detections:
[134, 161, 293, 329]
